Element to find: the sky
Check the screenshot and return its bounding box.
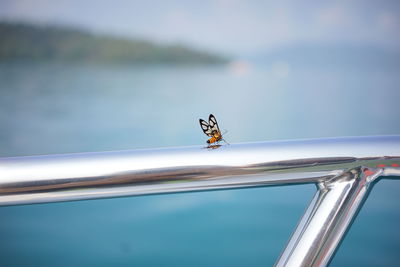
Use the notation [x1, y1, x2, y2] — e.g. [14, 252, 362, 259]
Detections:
[0, 0, 399, 55]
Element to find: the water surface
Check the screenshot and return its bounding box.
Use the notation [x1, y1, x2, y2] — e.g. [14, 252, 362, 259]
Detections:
[0, 61, 399, 266]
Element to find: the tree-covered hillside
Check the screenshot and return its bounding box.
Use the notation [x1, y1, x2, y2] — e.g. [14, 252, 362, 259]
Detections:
[0, 22, 228, 65]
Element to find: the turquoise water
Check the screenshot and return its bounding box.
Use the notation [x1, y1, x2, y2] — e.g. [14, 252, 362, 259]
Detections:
[0, 61, 400, 266]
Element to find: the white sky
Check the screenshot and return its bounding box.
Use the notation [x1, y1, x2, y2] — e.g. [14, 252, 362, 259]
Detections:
[1, 0, 399, 55]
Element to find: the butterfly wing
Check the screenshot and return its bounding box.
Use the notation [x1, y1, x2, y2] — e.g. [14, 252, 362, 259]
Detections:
[199, 119, 213, 136]
[208, 114, 221, 135]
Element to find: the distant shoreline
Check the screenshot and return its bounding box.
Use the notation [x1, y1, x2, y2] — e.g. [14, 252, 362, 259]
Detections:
[0, 22, 229, 65]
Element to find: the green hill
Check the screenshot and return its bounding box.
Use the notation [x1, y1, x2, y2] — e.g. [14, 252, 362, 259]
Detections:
[0, 22, 228, 65]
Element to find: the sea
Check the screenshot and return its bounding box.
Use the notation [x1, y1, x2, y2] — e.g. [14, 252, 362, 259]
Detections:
[0, 59, 399, 266]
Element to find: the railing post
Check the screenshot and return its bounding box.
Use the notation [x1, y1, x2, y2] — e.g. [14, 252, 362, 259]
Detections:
[275, 167, 382, 267]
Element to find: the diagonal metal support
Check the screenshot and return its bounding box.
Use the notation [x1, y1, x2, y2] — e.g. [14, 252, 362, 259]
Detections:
[276, 168, 382, 266]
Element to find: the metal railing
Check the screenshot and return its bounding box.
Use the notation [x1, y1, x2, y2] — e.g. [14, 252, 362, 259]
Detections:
[1, 135, 400, 266]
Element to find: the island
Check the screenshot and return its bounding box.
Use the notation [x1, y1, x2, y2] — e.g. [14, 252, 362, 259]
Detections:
[0, 22, 228, 65]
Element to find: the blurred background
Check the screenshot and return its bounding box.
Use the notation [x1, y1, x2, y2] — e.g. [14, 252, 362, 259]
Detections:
[0, 0, 400, 266]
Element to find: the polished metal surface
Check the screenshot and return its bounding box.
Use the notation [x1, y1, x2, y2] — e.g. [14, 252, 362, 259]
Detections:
[275, 168, 383, 267]
[1, 135, 400, 266]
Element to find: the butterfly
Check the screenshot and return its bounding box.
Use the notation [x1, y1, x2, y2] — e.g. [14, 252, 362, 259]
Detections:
[199, 114, 228, 146]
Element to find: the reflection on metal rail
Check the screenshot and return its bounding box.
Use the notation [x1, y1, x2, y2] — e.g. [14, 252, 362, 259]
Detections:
[1, 135, 400, 266]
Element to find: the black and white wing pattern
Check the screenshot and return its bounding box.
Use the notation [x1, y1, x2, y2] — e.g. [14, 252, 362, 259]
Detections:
[199, 118, 213, 136]
[208, 114, 220, 135]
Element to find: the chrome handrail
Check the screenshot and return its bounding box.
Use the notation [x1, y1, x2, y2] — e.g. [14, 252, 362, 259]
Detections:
[1, 135, 400, 266]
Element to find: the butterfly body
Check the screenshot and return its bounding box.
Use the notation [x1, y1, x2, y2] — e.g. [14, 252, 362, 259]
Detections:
[199, 114, 227, 146]
[207, 132, 222, 144]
